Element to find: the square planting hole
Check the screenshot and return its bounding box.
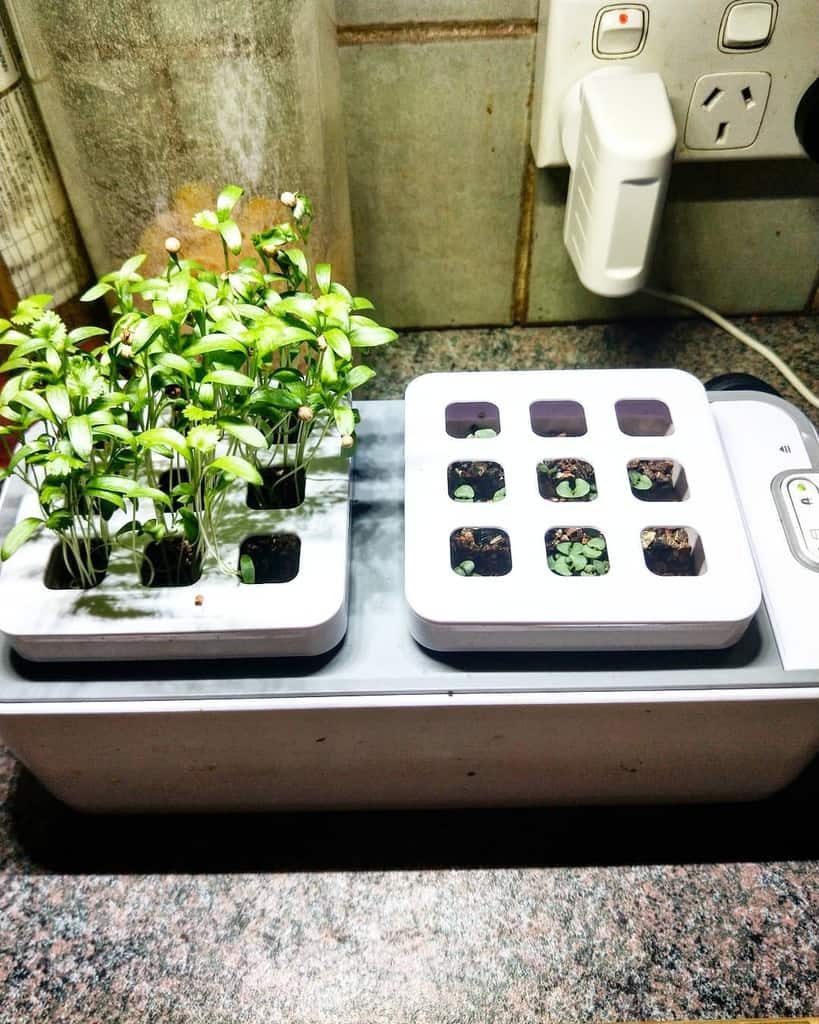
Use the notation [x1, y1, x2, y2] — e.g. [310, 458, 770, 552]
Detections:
[448, 461, 506, 502]
[615, 399, 673, 436]
[641, 527, 706, 576]
[44, 541, 109, 590]
[546, 527, 609, 577]
[247, 466, 306, 510]
[537, 458, 597, 501]
[445, 402, 500, 439]
[530, 400, 587, 438]
[628, 459, 688, 501]
[141, 537, 203, 588]
[450, 527, 512, 577]
[239, 534, 301, 584]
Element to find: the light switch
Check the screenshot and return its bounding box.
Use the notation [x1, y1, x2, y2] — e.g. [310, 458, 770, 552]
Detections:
[722, 2, 774, 49]
[595, 7, 646, 57]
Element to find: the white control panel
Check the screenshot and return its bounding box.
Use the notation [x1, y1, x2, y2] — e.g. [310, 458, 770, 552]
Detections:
[775, 471, 819, 570]
[532, 0, 819, 164]
[713, 397, 819, 672]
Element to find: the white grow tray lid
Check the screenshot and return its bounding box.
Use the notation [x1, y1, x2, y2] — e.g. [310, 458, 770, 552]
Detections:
[0, 439, 350, 661]
[404, 369, 761, 652]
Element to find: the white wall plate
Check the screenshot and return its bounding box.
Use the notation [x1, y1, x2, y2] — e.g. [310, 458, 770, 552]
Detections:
[532, 0, 819, 164]
[0, 441, 350, 661]
[404, 369, 761, 652]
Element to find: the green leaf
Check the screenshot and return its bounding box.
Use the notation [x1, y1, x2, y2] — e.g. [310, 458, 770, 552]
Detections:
[348, 317, 398, 348]
[182, 404, 217, 422]
[206, 455, 263, 485]
[118, 254, 147, 278]
[587, 536, 607, 551]
[80, 282, 112, 303]
[131, 314, 167, 353]
[551, 556, 573, 576]
[183, 335, 248, 358]
[13, 390, 54, 422]
[136, 427, 190, 459]
[92, 423, 135, 443]
[219, 219, 243, 255]
[193, 209, 220, 231]
[352, 296, 375, 310]
[67, 415, 93, 459]
[11, 294, 51, 325]
[1, 517, 44, 560]
[218, 419, 266, 448]
[188, 424, 221, 453]
[324, 327, 351, 361]
[315, 263, 331, 294]
[333, 405, 355, 437]
[239, 553, 256, 585]
[629, 471, 653, 491]
[319, 346, 337, 384]
[471, 428, 497, 439]
[155, 353, 195, 378]
[458, 560, 475, 576]
[453, 484, 475, 501]
[492, 487, 506, 501]
[202, 369, 255, 389]
[69, 325, 109, 343]
[216, 185, 244, 216]
[45, 385, 71, 421]
[284, 248, 308, 277]
[345, 365, 376, 391]
[247, 386, 302, 411]
[168, 275, 189, 308]
[556, 542, 572, 555]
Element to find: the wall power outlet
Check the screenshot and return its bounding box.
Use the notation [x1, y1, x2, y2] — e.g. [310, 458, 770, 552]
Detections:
[685, 71, 771, 150]
[532, 0, 819, 166]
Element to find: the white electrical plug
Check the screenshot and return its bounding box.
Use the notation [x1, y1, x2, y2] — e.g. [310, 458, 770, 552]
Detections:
[560, 68, 676, 297]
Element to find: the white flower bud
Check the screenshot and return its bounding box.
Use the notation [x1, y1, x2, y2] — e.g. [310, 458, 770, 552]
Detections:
[164, 236, 182, 254]
[340, 434, 354, 449]
[293, 199, 305, 221]
[297, 405, 314, 422]
[280, 191, 297, 208]
[316, 335, 328, 351]
[119, 343, 133, 358]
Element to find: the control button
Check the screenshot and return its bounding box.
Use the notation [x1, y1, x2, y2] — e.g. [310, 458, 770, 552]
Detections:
[722, 2, 774, 49]
[596, 8, 646, 56]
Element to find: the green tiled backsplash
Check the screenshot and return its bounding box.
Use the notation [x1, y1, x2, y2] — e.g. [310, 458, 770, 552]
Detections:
[337, 2, 819, 328]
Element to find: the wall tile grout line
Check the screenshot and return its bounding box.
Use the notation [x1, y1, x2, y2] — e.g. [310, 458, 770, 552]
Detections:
[337, 20, 537, 47]
[512, 64, 538, 325]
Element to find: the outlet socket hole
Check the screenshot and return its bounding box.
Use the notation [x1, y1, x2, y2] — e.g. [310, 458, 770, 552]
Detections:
[703, 86, 723, 110]
[716, 121, 729, 144]
[741, 86, 755, 109]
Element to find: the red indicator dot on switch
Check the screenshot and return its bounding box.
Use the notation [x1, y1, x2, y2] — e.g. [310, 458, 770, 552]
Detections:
[619, 11, 629, 22]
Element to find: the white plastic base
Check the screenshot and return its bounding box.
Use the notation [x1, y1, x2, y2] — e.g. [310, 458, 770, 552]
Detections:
[404, 369, 761, 652]
[0, 446, 350, 660]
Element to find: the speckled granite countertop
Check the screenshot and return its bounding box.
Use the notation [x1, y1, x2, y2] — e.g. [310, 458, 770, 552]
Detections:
[2, 315, 819, 1024]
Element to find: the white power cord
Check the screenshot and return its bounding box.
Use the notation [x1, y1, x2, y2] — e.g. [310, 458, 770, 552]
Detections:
[643, 286, 819, 411]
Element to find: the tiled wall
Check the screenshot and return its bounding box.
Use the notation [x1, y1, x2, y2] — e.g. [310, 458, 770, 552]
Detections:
[336, 1, 819, 328]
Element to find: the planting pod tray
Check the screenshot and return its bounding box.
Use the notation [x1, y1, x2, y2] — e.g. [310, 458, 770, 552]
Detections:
[404, 369, 761, 652]
[0, 442, 350, 661]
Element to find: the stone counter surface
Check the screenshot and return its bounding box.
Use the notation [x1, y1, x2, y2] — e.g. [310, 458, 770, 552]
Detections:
[1, 317, 819, 1023]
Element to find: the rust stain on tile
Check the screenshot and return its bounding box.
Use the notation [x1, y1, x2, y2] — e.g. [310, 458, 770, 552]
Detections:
[511, 151, 537, 324]
[337, 20, 537, 47]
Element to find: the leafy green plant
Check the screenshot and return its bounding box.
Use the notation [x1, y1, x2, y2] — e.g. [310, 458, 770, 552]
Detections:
[0, 185, 396, 587]
[538, 459, 597, 502]
[628, 469, 653, 491]
[547, 529, 609, 577]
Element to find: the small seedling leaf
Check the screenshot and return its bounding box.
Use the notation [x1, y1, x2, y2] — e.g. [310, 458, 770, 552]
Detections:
[453, 484, 475, 501]
[239, 554, 256, 585]
[492, 487, 506, 502]
[1, 517, 44, 560]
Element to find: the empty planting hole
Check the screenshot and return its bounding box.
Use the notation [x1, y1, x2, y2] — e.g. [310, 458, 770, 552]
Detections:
[448, 461, 506, 502]
[44, 541, 109, 590]
[741, 86, 755, 109]
[716, 121, 729, 144]
[627, 459, 688, 501]
[530, 400, 587, 438]
[615, 399, 673, 436]
[141, 537, 203, 588]
[239, 534, 301, 584]
[445, 402, 500, 439]
[546, 527, 610, 578]
[537, 459, 597, 501]
[703, 86, 723, 110]
[450, 527, 512, 577]
[641, 526, 706, 577]
[247, 466, 306, 510]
